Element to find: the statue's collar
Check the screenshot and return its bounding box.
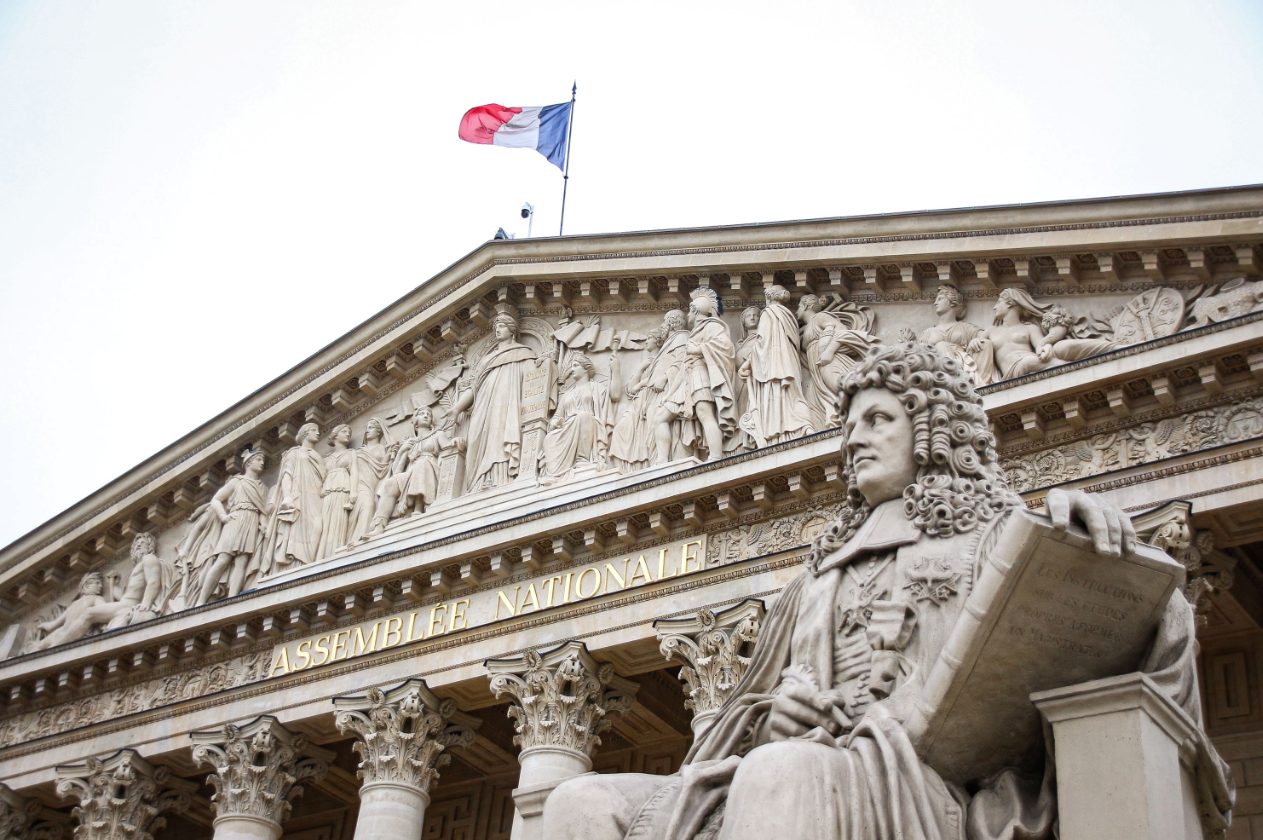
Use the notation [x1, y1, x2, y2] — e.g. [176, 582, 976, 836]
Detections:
[814, 499, 920, 575]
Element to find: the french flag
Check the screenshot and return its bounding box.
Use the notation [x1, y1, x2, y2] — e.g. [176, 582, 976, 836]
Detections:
[458, 102, 572, 170]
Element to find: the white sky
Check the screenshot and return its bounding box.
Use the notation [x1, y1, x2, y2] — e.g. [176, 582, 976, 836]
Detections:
[1, 0, 1261, 550]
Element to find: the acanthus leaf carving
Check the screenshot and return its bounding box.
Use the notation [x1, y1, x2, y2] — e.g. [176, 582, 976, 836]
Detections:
[486, 641, 636, 757]
[54, 750, 193, 840]
[189, 716, 330, 826]
[655, 599, 766, 725]
[333, 679, 474, 795]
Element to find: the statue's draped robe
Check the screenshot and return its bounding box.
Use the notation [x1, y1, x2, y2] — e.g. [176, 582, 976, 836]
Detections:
[317, 448, 354, 560]
[545, 501, 1233, 840]
[918, 320, 982, 383]
[662, 316, 737, 452]
[347, 437, 393, 542]
[464, 341, 537, 492]
[543, 377, 614, 478]
[611, 331, 689, 468]
[260, 445, 325, 574]
[748, 303, 813, 445]
[800, 312, 875, 426]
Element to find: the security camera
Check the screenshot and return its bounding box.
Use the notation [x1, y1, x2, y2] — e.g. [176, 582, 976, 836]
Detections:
[521, 202, 534, 219]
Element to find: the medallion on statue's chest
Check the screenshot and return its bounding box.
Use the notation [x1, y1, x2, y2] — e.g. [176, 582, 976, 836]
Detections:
[838, 555, 893, 636]
[902, 555, 962, 607]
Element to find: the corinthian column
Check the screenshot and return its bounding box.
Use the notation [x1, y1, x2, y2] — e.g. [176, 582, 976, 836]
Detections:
[190, 716, 331, 840]
[654, 598, 765, 735]
[54, 750, 194, 840]
[1, 783, 67, 840]
[333, 679, 474, 840]
[486, 641, 636, 840]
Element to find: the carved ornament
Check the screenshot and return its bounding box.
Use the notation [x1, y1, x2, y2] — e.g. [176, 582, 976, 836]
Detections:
[654, 599, 765, 717]
[54, 750, 193, 840]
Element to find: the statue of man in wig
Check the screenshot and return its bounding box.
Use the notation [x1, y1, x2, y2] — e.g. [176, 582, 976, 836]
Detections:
[655, 287, 737, 462]
[544, 342, 1231, 840]
[453, 306, 542, 493]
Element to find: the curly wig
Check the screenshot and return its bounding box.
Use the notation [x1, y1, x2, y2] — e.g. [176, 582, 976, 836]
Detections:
[810, 342, 1020, 566]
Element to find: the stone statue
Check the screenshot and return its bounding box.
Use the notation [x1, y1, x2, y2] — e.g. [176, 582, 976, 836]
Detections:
[1186, 277, 1263, 328]
[345, 417, 395, 544]
[103, 533, 174, 629]
[453, 309, 543, 493]
[737, 285, 815, 447]
[543, 342, 1231, 840]
[259, 425, 326, 576]
[316, 424, 355, 560]
[796, 294, 879, 426]
[728, 306, 761, 452]
[195, 448, 271, 605]
[30, 532, 175, 649]
[655, 288, 737, 462]
[611, 311, 690, 470]
[969, 289, 1115, 384]
[542, 351, 618, 481]
[917, 283, 982, 383]
[367, 407, 461, 536]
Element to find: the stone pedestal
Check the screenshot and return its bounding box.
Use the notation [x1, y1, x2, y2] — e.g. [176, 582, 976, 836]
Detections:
[486, 641, 636, 840]
[333, 679, 474, 840]
[654, 599, 765, 736]
[1032, 672, 1205, 840]
[190, 716, 331, 840]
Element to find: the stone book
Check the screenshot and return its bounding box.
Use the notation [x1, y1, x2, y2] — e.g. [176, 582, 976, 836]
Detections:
[905, 510, 1185, 784]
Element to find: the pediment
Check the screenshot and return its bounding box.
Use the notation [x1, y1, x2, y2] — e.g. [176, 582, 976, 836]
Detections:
[3, 188, 1263, 664]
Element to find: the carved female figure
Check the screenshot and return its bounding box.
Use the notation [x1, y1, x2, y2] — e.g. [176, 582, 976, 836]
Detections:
[967, 289, 1055, 383]
[368, 407, 460, 535]
[259, 424, 326, 575]
[345, 418, 395, 544]
[738, 286, 814, 446]
[917, 283, 982, 381]
[196, 448, 271, 605]
[542, 352, 617, 480]
[316, 424, 355, 560]
[729, 306, 762, 452]
[797, 294, 879, 426]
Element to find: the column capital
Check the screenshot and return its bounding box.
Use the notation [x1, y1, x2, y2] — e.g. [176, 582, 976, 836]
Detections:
[655, 599, 765, 721]
[54, 750, 193, 840]
[333, 678, 475, 795]
[190, 716, 331, 828]
[486, 640, 636, 757]
[1132, 500, 1234, 622]
[1, 783, 67, 840]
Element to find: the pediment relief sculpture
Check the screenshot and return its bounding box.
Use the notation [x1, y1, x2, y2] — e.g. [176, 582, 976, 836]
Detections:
[12, 274, 1260, 646]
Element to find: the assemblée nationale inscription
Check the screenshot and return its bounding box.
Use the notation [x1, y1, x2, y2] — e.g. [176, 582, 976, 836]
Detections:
[268, 536, 706, 676]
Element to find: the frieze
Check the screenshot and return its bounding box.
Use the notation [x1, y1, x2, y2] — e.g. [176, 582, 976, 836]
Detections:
[1001, 394, 1263, 493]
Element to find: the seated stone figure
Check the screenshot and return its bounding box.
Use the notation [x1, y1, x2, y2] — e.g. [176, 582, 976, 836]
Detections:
[544, 342, 1232, 840]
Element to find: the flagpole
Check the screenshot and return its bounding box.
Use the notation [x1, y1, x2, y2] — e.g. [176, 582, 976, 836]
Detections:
[558, 81, 577, 236]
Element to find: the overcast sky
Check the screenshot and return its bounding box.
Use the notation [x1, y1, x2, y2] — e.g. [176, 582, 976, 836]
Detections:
[1, 0, 1261, 550]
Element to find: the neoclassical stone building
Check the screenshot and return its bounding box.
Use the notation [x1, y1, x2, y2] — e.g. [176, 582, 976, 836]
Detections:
[1, 186, 1261, 839]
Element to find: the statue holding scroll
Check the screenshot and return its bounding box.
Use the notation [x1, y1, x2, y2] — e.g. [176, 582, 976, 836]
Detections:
[544, 342, 1231, 840]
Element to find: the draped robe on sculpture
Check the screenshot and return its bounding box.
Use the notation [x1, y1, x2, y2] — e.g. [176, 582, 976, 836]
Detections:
[611, 331, 689, 469]
[463, 341, 538, 493]
[259, 445, 325, 575]
[543, 377, 615, 478]
[662, 316, 737, 453]
[747, 302, 813, 445]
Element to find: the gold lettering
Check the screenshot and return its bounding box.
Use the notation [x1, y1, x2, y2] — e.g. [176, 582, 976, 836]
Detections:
[576, 567, 601, 599]
[519, 583, 541, 613]
[330, 629, 351, 661]
[405, 610, 419, 642]
[427, 604, 448, 638]
[351, 622, 381, 657]
[627, 555, 653, 587]
[448, 598, 470, 632]
[603, 560, 628, 593]
[294, 639, 312, 671]
[680, 540, 703, 574]
[268, 647, 291, 677]
[380, 616, 404, 649]
[658, 547, 670, 579]
[541, 575, 562, 608]
[496, 587, 518, 619]
[562, 571, 573, 603]
[312, 634, 331, 666]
